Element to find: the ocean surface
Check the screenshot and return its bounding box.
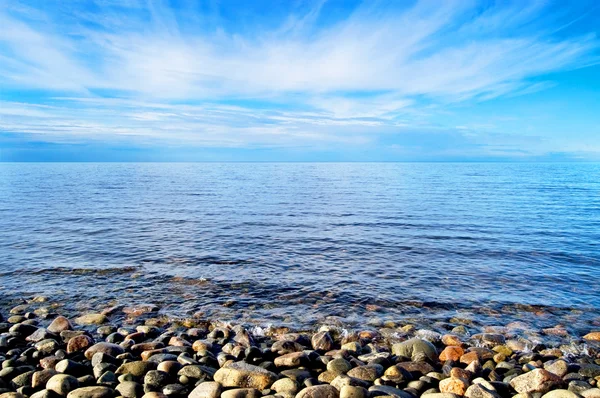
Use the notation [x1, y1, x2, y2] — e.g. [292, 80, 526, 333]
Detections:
[1, 163, 599, 332]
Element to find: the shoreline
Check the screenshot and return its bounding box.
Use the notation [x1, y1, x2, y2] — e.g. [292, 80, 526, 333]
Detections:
[1, 299, 600, 398]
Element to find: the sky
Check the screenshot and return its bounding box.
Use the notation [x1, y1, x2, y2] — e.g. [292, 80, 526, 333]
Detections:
[0, 0, 599, 162]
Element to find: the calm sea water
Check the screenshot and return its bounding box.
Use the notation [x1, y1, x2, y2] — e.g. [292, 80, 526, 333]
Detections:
[0, 163, 599, 331]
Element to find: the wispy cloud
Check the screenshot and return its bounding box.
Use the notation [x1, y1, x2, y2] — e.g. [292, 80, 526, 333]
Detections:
[0, 0, 598, 159]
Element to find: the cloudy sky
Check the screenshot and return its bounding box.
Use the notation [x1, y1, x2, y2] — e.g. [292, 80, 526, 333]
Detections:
[0, 0, 599, 161]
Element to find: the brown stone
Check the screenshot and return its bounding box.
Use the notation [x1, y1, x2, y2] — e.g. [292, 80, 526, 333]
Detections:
[141, 349, 168, 361]
[450, 368, 472, 381]
[40, 356, 61, 370]
[131, 342, 163, 354]
[192, 340, 212, 352]
[297, 385, 339, 398]
[168, 336, 191, 347]
[274, 352, 308, 367]
[583, 332, 600, 341]
[84, 342, 125, 360]
[48, 316, 73, 333]
[440, 377, 470, 396]
[213, 362, 277, 390]
[443, 335, 464, 346]
[67, 335, 93, 354]
[542, 327, 568, 337]
[312, 331, 334, 351]
[460, 351, 480, 365]
[122, 304, 159, 317]
[440, 346, 465, 362]
[395, 361, 435, 375]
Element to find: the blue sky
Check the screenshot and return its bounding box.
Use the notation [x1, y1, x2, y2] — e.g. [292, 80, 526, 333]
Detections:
[0, 0, 599, 161]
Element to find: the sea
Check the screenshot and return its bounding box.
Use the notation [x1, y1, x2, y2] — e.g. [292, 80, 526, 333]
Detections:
[1, 162, 599, 332]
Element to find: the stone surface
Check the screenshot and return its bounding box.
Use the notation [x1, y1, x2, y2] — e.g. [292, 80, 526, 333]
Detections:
[339, 386, 368, 398]
[510, 369, 563, 394]
[220, 388, 261, 398]
[213, 362, 277, 390]
[188, 382, 222, 398]
[46, 374, 79, 396]
[583, 332, 600, 341]
[541, 390, 580, 398]
[84, 342, 125, 359]
[74, 314, 108, 326]
[115, 361, 156, 377]
[297, 385, 340, 398]
[346, 365, 382, 382]
[66, 387, 114, 398]
[440, 346, 465, 362]
[464, 383, 501, 398]
[47, 316, 73, 333]
[274, 352, 307, 367]
[311, 331, 334, 351]
[67, 335, 93, 354]
[368, 385, 414, 398]
[544, 360, 569, 378]
[440, 377, 470, 396]
[392, 338, 438, 362]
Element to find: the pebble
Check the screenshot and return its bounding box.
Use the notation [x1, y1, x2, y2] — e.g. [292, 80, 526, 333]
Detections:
[84, 342, 125, 359]
[66, 386, 114, 398]
[440, 377, 470, 395]
[3, 305, 600, 398]
[510, 369, 563, 394]
[46, 374, 79, 396]
[311, 332, 334, 352]
[66, 335, 93, 354]
[392, 338, 438, 362]
[583, 332, 600, 341]
[74, 315, 108, 326]
[296, 385, 339, 398]
[213, 362, 277, 390]
[188, 381, 222, 398]
[47, 317, 73, 334]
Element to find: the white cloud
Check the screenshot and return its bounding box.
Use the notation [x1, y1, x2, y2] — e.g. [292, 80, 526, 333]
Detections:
[0, 0, 598, 156]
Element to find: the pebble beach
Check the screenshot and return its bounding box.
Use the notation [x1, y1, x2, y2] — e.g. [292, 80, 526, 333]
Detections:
[1, 299, 600, 398]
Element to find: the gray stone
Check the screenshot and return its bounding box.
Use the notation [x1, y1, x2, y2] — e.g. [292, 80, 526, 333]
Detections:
[541, 389, 580, 398]
[368, 385, 414, 398]
[188, 381, 222, 398]
[46, 374, 79, 396]
[66, 387, 114, 398]
[311, 332, 334, 351]
[220, 388, 261, 398]
[116, 381, 143, 398]
[391, 338, 437, 362]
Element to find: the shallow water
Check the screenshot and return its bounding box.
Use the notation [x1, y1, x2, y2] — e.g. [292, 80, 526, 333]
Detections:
[1, 163, 599, 331]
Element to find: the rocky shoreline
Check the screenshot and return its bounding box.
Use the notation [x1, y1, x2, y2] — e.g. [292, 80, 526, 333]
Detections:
[1, 299, 600, 398]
